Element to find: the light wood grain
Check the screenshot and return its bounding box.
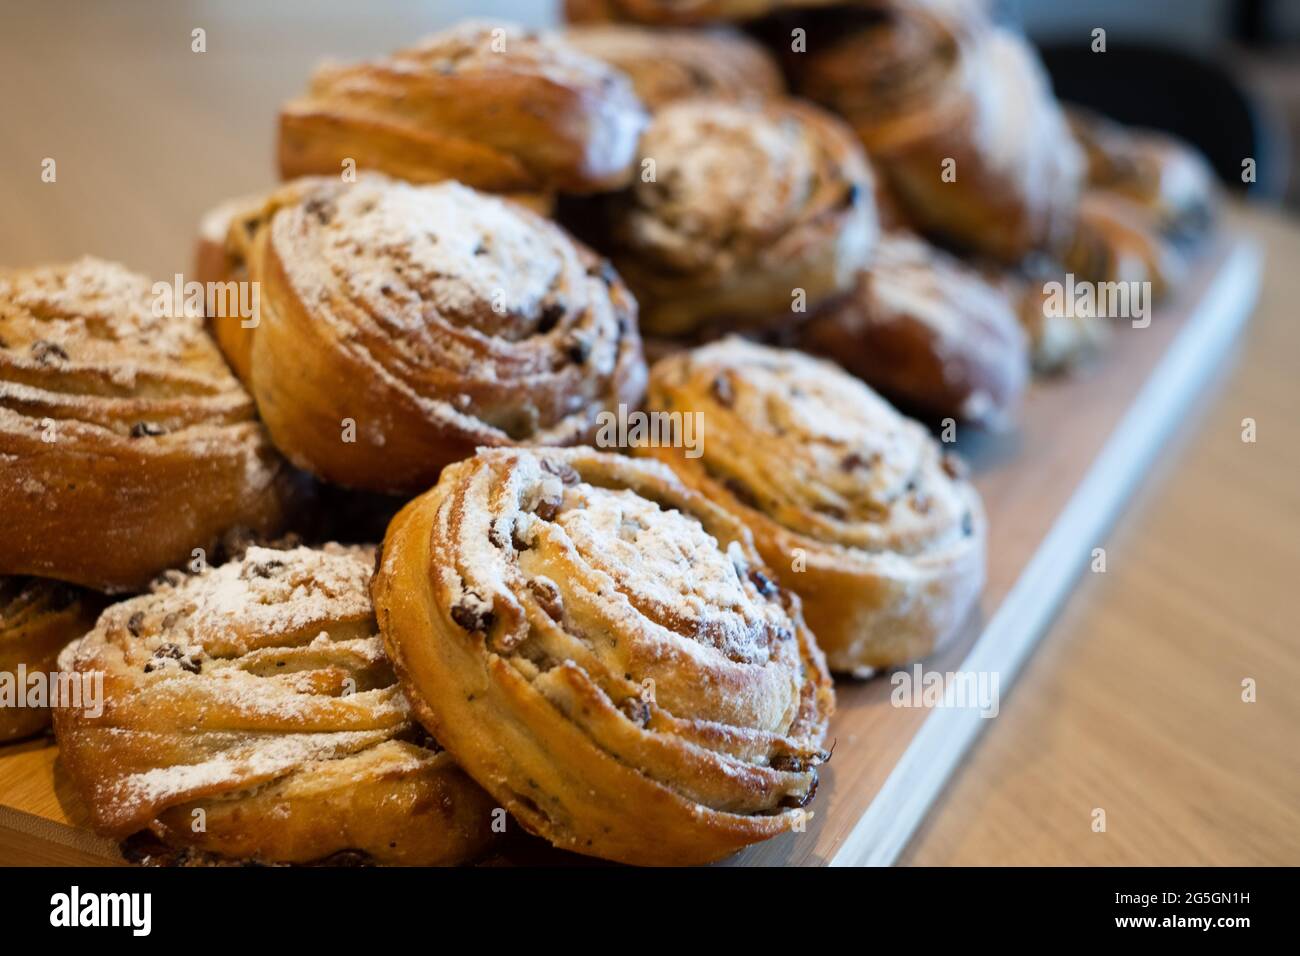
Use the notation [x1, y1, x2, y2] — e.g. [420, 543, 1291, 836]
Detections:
[0, 1, 1296, 867]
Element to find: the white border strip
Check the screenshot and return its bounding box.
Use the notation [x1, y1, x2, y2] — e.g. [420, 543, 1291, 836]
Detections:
[829, 239, 1264, 867]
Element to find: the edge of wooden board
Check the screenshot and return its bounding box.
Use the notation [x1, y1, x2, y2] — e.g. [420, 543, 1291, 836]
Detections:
[829, 236, 1265, 868]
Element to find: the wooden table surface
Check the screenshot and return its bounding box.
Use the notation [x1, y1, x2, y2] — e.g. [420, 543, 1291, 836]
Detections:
[1, 1, 1297, 866]
[901, 206, 1300, 866]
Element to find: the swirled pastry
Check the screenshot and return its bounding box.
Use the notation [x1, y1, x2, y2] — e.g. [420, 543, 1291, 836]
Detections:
[373, 447, 834, 865]
[1068, 108, 1216, 240]
[202, 175, 646, 493]
[278, 21, 647, 207]
[564, 25, 784, 110]
[193, 178, 329, 382]
[788, 0, 1082, 263]
[53, 544, 497, 866]
[0, 258, 295, 591]
[639, 339, 985, 671]
[1, 578, 100, 743]
[565, 0, 839, 25]
[1013, 272, 1110, 374]
[796, 231, 1028, 428]
[589, 97, 877, 337]
[1063, 191, 1186, 299]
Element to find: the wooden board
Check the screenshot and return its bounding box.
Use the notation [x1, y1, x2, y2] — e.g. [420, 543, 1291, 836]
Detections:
[0, 233, 1262, 867]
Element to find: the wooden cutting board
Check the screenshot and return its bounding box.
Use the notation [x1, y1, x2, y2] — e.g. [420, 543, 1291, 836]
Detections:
[0, 233, 1262, 867]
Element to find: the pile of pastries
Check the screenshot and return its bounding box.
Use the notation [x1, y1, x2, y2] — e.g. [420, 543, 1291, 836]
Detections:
[0, 0, 1216, 866]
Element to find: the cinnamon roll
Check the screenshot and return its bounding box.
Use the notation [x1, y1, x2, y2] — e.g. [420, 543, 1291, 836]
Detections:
[788, 0, 1083, 263]
[586, 96, 876, 338]
[193, 179, 328, 382]
[1063, 190, 1186, 299]
[53, 544, 497, 866]
[278, 21, 647, 207]
[564, 25, 784, 110]
[1068, 108, 1217, 240]
[1013, 272, 1110, 374]
[202, 175, 645, 494]
[1, 578, 100, 743]
[638, 339, 985, 671]
[796, 230, 1028, 428]
[373, 447, 834, 865]
[0, 258, 295, 591]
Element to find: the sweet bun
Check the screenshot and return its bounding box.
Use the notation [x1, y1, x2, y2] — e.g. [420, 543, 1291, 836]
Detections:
[0, 258, 295, 591]
[0, 578, 100, 743]
[200, 175, 646, 493]
[373, 446, 834, 865]
[588, 96, 876, 337]
[279, 21, 648, 208]
[564, 24, 784, 110]
[796, 231, 1028, 428]
[787, 0, 1083, 263]
[639, 339, 986, 671]
[54, 544, 497, 866]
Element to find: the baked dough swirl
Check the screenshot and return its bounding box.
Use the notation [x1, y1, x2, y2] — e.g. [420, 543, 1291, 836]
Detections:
[0, 578, 100, 743]
[1063, 190, 1185, 300]
[564, 25, 785, 110]
[639, 339, 985, 671]
[592, 96, 877, 337]
[373, 447, 834, 865]
[0, 258, 294, 591]
[788, 0, 1082, 263]
[201, 175, 646, 493]
[53, 544, 497, 866]
[1068, 109, 1217, 240]
[796, 230, 1028, 428]
[279, 21, 648, 207]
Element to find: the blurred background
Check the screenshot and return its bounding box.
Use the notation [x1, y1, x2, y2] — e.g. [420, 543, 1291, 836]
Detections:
[2, 0, 1295, 275]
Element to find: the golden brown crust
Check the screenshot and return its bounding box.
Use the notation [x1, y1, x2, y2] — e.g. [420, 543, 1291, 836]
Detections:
[0, 578, 100, 743]
[0, 258, 295, 591]
[564, 25, 784, 110]
[1068, 108, 1217, 240]
[796, 231, 1028, 428]
[1063, 191, 1186, 299]
[53, 544, 497, 866]
[211, 175, 646, 493]
[592, 96, 877, 337]
[639, 339, 985, 671]
[373, 447, 834, 865]
[278, 21, 647, 201]
[788, 1, 1082, 263]
[1012, 272, 1110, 375]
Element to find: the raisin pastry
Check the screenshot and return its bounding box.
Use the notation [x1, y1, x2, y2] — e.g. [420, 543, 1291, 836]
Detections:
[795, 230, 1028, 428]
[53, 544, 497, 866]
[638, 339, 985, 671]
[1068, 108, 1217, 240]
[787, 0, 1082, 263]
[1013, 272, 1110, 374]
[193, 178, 329, 382]
[196, 175, 645, 494]
[0, 258, 295, 591]
[585, 96, 876, 337]
[373, 447, 834, 866]
[0, 578, 100, 743]
[1063, 190, 1186, 300]
[564, 24, 784, 110]
[565, 0, 839, 25]
[278, 21, 647, 209]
